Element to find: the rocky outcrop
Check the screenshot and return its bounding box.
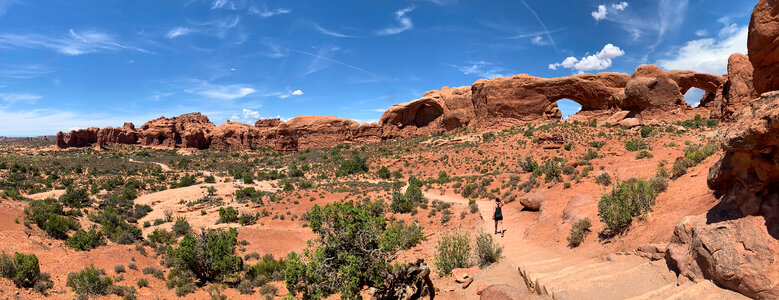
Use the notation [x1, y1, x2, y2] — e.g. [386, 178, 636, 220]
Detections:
[623, 65, 687, 111]
[138, 113, 214, 149]
[96, 123, 138, 148]
[703, 54, 758, 120]
[208, 121, 272, 150]
[56, 127, 99, 148]
[749, 0, 779, 95]
[666, 92, 779, 299]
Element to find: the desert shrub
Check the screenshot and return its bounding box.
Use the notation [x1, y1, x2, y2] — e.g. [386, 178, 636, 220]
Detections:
[390, 191, 412, 213]
[595, 172, 611, 186]
[377, 166, 390, 179]
[136, 278, 148, 288]
[648, 177, 668, 193]
[518, 157, 538, 173]
[132, 204, 153, 219]
[259, 283, 278, 296]
[475, 232, 503, 268]
[246, 254, 287, 282]
[640, 126, 653, 138]
[380, 221, 425, 251]
[67, 228, 106, 251]
[287, 165, 304, 178]
[541, 160, 562, 183]
[582, 149, 599, 161]
[588, 141, 605, 149]
[684, 143, 718, 164]
[238, 212, 260, 226]
[25, 198, 79, 240]
[88, 208, 142, 244]
[335, 152, 369, 177]
[0, 252, 41, 288]
[624, 139, 648, 152]
[635, 150, 653, 159]
[405, 183, 424, 206]
[147, 228, 176, 245]
[172, 217, 191, 236]
[671, 158, 695, 179]
[168, 228, 243, 283]
[218, 207, 239, 223]
[656, 162, 670, 178]
[567, 218, 592, 248]
[469, 202, 479, 213]
[235, 187, 264, 203]
[142, 267, 164, 280]
[460, 183, 477, 198]
[60, 187, 90, 208]
[434, 231, 471, 276]
[285, 201, 408, 299]
[67, 265, 113, 297]
[114, 264, 126, 274]
[598, 179, 658, 234]
[237, 279, 254, 294]
[166, 268, 197, 296]
[32, 272, 53, 295]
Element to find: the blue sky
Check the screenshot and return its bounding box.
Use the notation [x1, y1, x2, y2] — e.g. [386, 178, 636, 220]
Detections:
[0, 0, 757, 136]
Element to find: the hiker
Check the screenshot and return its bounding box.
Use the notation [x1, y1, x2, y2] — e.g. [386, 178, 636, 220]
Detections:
[493, 198, 504, 236]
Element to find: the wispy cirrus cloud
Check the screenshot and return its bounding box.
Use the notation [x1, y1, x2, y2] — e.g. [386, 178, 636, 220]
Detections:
[452, 61, 506, 79]
[0, 64, 54, 78]
[518, 0, 562, 58]
[166, 27, 195, 39]
[0, 0, 18, 16]
[0, 92, 41, 104]
[376, 6, 415, 36]
[248, 6, 291, 18]
[184, 80, 256, 100]
[0, 29, 152, 55]
[313, 23, 354, 38]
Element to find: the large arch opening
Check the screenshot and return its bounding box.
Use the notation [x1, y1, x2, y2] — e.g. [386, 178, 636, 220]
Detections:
[556, 98, 583, 119]
[412, 102, 444, 127]
[684, 88, 706, 108]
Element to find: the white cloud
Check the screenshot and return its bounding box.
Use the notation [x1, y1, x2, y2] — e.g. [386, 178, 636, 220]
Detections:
[376, 6, 415, 36]
[592, 5, 608, 21]
[0, 93, 41, 104]
[454, 61, 505, 79]
[695, 29, 708, 37]
[313, 24, 353, 38]
[211, 0, 231, 10]
[612, 2, 628, 11]
[249, 6, 291, 18]
[166, 27, 195, 39]
[530, 36, 550, 46]
[185, 80, 256, 100]
[241, 108, 260, 120]
[0, 64, 53, 78]
[656, 21, 747, 75]
[291, 89, 303, 96]
[0, 29, 151, 56]
[549, 44, 625, 72]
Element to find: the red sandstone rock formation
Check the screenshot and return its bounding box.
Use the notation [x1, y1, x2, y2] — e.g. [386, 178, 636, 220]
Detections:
[138, 113, 214, 149]
[703, 54, 759, 120]
[623, 65, 686, 111]
[96, 123, 138, 148]
[748, 0, 779, 95]
[208, 121, 271, 150]
[56, 127, 99, 148]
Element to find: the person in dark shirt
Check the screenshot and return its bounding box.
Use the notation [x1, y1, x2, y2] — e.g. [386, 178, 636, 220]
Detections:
[493, 197, 504, 236]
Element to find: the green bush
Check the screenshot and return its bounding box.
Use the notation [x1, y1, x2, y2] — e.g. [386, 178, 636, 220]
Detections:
[60, 187, 90, 208]
[567, 218, 592, 248]
[25, 198, 79, 240]
[671, 158, 695, 179]
[246, 254, 287, 282]
[335, 152, 369, 177]
[0, 252, 41, 288]
[136, 278, 148, 288]
[635, 150, 653, 159]
[434, 231, 471, 276]
[624, 139, 648, 152]
[218, 207, 239, 223]
[168, 228, 243, 283]
[595, 172, 611, 186]
[172, 217, 191, 236]
[405, 184, 424, 206]
[380, 221, 425, 251]
[237, 279, 254, 294]
[377, 166, 390, 179]
[67, 265, 113, 297]
[598, 179, 658, 234]
[67, 227, 106, 251]
[166, 268, 197, 296]
[648, 177, 668, 193]
[640, 126, 653, 138]
[238, 212, 259, 226]
[147, 228, 176, 245]
[475, 233, 503, 268]
[285, 201, 403, 299]
[259, 283, 278, 296]
[390, 192, 412, 213]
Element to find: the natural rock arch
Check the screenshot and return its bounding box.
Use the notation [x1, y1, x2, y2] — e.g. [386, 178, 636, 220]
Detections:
[380, 98, 446, 128]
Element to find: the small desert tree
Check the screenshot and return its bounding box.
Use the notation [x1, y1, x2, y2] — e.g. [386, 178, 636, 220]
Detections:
[285, 201, 423, 299]
[168, 228, 243, 283]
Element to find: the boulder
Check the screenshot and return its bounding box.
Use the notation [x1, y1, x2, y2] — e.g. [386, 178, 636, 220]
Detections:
[623, 65, 686, 110]
[451, 266, 479, 283]
[563, 195, 594, 223]
[748, 0, 779, 94]
[605, 111, 630, 125]
[619, 118, 640, 128]
[520, 192, 547, 211]
[536, 132, 564, 149]
[479, 284, 522, 300]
